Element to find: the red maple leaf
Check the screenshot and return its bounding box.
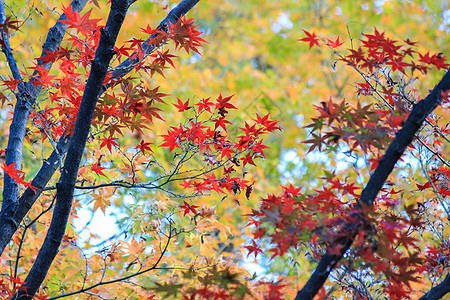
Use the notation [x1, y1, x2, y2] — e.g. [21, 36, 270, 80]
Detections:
[139, 86, 169, 104]
[254, 113, 281, 132]
[238, 121, 264, 138]
[1, 76, 23, 91]
[151, 49, 177, 69]
[214, 117, 231, 131]
[180, 179, 192, 189]
[140, 24, 158, 35]
[282, 184, 302, 197]
[219, 145, 235, 159]
[114, 45, 132, 63]
[8, 275, 24, 285]
[180, 201, 199, 216]
[346, 47, 365, 65]
[135, 140, 153, 155]
[2, 162, 25, 182]
[242, 152, 255, 167]
[246, 217, 262, 228]
[160, 124, 185, 152]
[298, 29, 320, 49]
[91, 162, 108, 179]
[195, 97, 214, 113]
[169, 15, 208, 54]
[251, 140, 270, 158]
[223, 166, 235, 175]
[140, 25, 168, 46]
[37, 49, 59, 64]
[214, 94, 237, 115]
[193, 180, 208, 193]
[1, 16, 20, 35]
[27, 63, 56, 87]
[173, 98, 191, 112]
[302, 133, 323, 153]
[325, 36, 344, 48]
[386, 58, 409, 74]
[142, 101, 164, 123]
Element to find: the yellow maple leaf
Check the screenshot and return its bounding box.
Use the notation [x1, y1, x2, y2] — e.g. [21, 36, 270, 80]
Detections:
[124, 237, 145, 257]
[91, 191, 111, 214]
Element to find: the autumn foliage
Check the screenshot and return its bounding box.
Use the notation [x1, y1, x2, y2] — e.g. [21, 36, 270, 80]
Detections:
[251, 28, 449, 299]
[0, 1, 449, 300]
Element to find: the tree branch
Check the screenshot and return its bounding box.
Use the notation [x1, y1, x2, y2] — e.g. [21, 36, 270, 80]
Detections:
[0, 1, 24, 84]
[0, 0, 201, 257]
[0, 0, 89, 223]
[106, 0, 200, 86]
[48, 221, 174, 300]
[0, 136, 70, 254]
[295, 70, 450, 300]
[419, 275, 450, 300]
[14, 1, 134, 298]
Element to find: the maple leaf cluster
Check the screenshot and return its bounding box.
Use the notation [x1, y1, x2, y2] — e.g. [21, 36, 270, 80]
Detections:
[0, 276, 29, 299]
[0, 5, 284, 298]
[334, 27, 450, 74]
[248, 177, 360, 259]
[300, 28, 449, 179]
[1, 0, 449, 297]
[302, 98, 396, 155]
[0, 11, 209, 145]
[0, 8, 214, 207]
[428, 165, 450, 196]
[155, 266, 253, 299]
[169, 15, 208, 55]
[159, 94, 280, 206]
[59, 5, 101, 36]
[0, 7, 259, 298]
[245, 28, 450, 299]
[248, 174, 430, 298]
